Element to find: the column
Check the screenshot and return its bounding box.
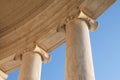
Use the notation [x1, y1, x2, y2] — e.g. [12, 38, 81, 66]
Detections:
[0, 70, 8, 80]
[65, 19, 95, 80]
[18, 45, 50, 80]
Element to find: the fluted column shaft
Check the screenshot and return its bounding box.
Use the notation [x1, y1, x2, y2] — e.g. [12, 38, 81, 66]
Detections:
[65, 19, 95, 80]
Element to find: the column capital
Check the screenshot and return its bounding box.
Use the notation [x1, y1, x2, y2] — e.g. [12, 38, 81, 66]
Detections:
[0, 70, 8, 80]
[33, 45, 51, 63]
[57, 11, 98, 32]
[14, 45, 50, 64]
[78, 11, 98, 31]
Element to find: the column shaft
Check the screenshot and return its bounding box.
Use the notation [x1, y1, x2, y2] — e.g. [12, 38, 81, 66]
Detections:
[18, 52, 42, 80]
[65, 19, 95, 80]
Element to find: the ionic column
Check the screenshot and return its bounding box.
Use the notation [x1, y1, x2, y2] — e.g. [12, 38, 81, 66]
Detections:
[0, 70, 8, 80]
[65, 12, 98, 80]
[18, 45, 50, 80]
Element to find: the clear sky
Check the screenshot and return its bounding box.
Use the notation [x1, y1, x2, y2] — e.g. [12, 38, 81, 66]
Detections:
[7, 0, 120, 80]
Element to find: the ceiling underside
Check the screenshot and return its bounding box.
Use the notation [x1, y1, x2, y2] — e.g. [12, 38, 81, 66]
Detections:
[0, 0, 115, 73]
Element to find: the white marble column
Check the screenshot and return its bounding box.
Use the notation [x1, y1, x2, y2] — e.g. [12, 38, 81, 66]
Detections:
[18, 45, 50, 80]
[18, 52, 42, 80]
[65, 19, 95, 80]
[0, 70, 8, 80]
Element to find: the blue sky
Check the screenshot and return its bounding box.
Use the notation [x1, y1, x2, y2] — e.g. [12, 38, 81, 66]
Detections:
[7, 1, 120, 80]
